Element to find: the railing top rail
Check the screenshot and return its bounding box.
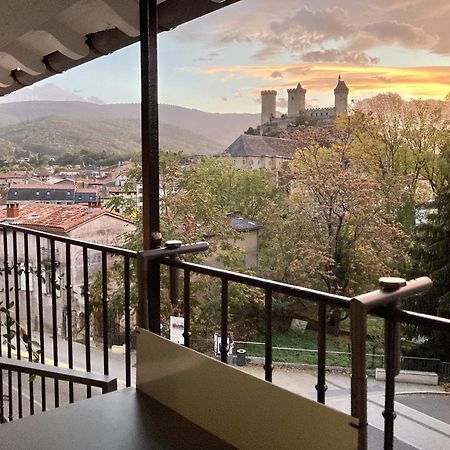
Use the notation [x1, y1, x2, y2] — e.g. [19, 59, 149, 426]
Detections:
[353, 277, 433, 311]
[163, 258, 450, 331]
[0, 223, 137, 258]
[374, 307, 450, 332]
[138, 242, 209, 261]
[163, 258, 351, 308]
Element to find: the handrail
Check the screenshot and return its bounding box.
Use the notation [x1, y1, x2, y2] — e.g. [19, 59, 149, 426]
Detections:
[163, 258, 350, 308]
[163, 258, 450, 330]
[0, 357, 117, 394]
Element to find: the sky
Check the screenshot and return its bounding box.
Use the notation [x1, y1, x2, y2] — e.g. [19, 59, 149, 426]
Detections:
[3, 0, 450, 113]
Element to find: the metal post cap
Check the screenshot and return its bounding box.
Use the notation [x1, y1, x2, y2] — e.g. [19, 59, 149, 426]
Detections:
[165, 240, 182, 249]
[379, 277, 407, 290]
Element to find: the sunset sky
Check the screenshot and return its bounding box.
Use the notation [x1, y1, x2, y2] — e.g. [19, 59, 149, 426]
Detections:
[3, 0, 450, 113]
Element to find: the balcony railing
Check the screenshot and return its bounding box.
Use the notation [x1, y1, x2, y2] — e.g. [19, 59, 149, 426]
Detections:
[1, 224, 450, 450]
[0, 223, 137, 422]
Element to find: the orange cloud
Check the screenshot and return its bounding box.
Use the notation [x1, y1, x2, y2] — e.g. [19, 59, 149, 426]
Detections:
[190, 63, 450, 100]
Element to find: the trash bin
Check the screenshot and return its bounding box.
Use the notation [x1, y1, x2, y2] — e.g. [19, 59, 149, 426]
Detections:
[236, 348, 246, 367]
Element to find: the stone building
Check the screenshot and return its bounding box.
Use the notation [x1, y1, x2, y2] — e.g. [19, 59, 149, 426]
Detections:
[224, 134, 297, 184]
[0, 203, 134, 337]
[261, 76, 349, 130]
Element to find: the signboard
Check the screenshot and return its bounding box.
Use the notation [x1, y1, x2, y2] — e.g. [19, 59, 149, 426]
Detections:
[169, 316, 185, 345]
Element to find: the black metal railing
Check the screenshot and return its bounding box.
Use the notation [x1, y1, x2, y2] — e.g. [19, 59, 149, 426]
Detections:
[136, 242, 450, 450]
[1, 228, 450, 450]
[0, 223, 137, 422]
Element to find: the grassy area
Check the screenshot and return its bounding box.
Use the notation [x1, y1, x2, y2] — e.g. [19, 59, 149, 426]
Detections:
[239, 329, 355, 367]
[340, 315, 384, 339]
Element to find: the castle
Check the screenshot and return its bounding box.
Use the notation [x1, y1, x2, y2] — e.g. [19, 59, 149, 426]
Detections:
[260, 76, 349, 129]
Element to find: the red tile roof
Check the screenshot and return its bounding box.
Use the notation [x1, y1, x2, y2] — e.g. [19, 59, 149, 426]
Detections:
[0, 203, 133, 232]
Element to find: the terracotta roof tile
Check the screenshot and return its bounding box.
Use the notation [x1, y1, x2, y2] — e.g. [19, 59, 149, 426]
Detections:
[0, 203, 132, 232]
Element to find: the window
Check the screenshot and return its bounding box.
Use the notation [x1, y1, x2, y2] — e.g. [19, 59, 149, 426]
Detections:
[36, 191, 40, 196]
[18, 263, 33, 292]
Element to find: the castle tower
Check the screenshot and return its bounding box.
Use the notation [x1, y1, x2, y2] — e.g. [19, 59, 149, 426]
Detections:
[287, 82, 306, 117]
[334, 75, 349, 114]
[261, 90, 277, 125]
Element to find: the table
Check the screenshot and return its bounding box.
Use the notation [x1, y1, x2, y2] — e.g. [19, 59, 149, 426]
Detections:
[0, 388, 235, 449]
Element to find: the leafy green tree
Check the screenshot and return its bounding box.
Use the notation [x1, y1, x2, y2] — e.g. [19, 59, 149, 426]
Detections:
[408, 146, 450, 359]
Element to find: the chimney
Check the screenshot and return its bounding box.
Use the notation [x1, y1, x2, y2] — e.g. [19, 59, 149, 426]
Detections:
[225, 213, 233, 226]
[88, 201, 101, 208]
[6, 203, 20, 219]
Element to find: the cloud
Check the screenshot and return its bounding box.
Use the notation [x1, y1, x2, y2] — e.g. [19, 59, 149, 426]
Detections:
[252, 45, 282, 61]
[192, 62, 450, 100]
[277, 98, 288, 108]
[209, 1, 449, 62]
[270, 71, 284, 78]
[303, 49, 379, 66]
[194, 51, 221, 62]
[373, 75, 393, 83]
[356, 20, 438, 50]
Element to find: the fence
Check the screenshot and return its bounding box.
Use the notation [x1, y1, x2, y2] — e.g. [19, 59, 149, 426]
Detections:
[1, 229, 450, 449]
[234, 340, 448, 375]
[0, 223, 137, 422]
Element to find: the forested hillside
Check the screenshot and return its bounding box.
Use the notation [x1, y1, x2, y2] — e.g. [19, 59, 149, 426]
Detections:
[0, 116, 225, 162]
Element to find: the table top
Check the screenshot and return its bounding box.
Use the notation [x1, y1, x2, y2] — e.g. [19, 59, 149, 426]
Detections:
[0, 388, 235, 450]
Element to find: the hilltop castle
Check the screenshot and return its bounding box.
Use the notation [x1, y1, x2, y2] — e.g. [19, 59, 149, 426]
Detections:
[260, 76, 349, 130]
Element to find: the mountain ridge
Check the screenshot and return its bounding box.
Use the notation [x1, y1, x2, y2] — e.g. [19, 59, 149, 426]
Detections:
[0, 101, 260, 146]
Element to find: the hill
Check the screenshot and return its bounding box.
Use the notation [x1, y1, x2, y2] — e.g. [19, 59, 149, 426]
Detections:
[0, 101, 260, 146]
[0, 116, 225, 158]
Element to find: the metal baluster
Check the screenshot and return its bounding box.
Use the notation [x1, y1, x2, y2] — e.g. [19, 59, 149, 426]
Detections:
[35, 236, 46, 412]
[316, 303, 328, 403]
[183, 269, 191, 348]
[3, 229, 13, 421]
[350, 299, 368, 450]
[12, 230, 23, 419]
[23, 232, 34, 415]
[383, 301, 400, 450]
[102, 251, 109, 375]
[50, 239, 59, 408]
[264, 288, 273, 382]
[83, 247, 91, 398]
[0, 283, 3, 423]
[0, 368, 3, 424]
[124, 257, 131, 387]
[220, 279, 229, 363]
[65, 244, 74, 403]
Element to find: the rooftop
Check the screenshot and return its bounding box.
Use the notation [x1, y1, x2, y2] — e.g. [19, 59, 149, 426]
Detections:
[225, 135, 298, 158]
[0, 203, 131, 232]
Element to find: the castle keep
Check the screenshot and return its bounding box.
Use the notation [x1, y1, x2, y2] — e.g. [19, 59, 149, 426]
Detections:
[260, 76, 349, 129]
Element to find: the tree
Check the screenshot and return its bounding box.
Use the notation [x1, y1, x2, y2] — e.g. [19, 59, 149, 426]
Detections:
[261, 142, 409, 334]
[354, 94, 450, 197]
[408, 186, 450, 359]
